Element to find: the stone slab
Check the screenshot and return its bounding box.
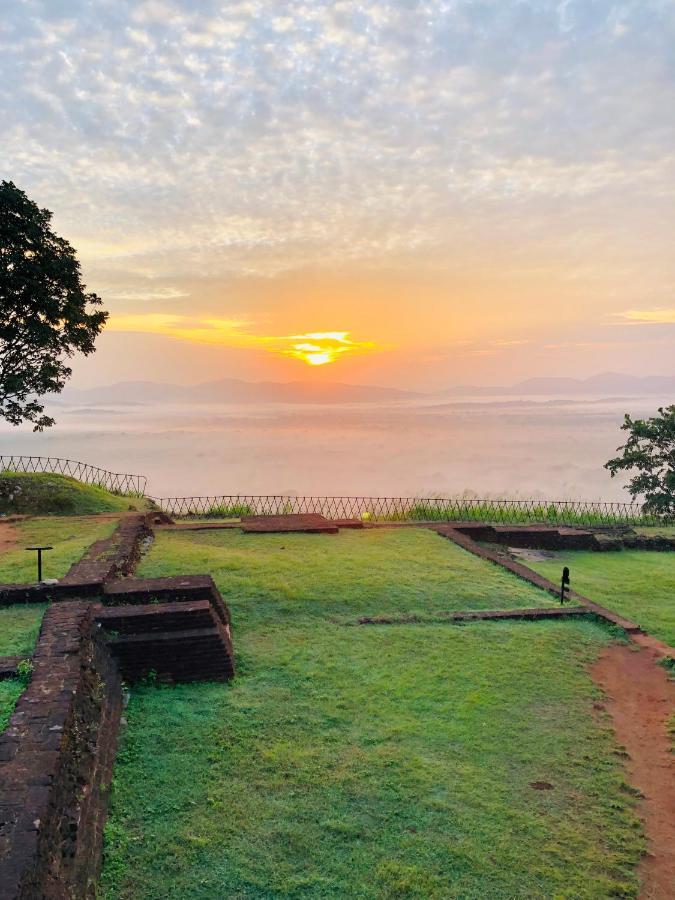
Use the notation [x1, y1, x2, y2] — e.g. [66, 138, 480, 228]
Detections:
[241, 514, 339, 534]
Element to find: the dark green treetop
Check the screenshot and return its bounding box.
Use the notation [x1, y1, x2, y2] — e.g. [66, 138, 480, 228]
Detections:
[0, 180, 107, 429]
[605, 405, 675, 517]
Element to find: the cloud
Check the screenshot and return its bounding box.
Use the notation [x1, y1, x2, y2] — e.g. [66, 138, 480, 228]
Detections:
[106, 286, 190, 302]
[616, 308, 675, 324]
[2, 1, 674, 284]
[106, 314, 383, 365]
[1, 0, 675, 377]
[107, 313, 254, 344]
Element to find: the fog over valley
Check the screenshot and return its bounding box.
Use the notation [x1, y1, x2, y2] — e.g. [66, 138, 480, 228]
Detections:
[2, 379, 670, 501]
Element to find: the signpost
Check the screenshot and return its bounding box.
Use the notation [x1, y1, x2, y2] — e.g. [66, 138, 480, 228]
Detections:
[25, 546, 53, 583]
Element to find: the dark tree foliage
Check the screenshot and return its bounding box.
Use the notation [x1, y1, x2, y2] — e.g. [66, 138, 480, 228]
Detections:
[605, 406, 675, 517]
[0, 181, 107, 430]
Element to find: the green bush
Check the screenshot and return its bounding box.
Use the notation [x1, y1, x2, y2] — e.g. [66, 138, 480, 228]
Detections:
[199, 503, 254, 519]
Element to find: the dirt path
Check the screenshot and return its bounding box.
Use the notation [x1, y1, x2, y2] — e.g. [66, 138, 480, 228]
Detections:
[0, 520, 19, 556]
[592, 643, 675, 899]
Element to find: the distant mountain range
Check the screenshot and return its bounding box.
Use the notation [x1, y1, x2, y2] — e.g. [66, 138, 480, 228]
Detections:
[61, 372, 675, 406]
[63, 379, 420, 405]
[444, 373, 675, 397]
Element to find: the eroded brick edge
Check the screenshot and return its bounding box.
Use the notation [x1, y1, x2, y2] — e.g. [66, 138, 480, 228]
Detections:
[0, 603, 122, 900]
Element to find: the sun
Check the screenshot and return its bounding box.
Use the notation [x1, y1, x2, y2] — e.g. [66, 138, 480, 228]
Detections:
[305, 351, 333, 366]
[282, 332, 375, 366]
[288, 342, 339, 366]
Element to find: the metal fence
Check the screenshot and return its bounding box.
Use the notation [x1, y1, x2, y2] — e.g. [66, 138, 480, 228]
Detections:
[0, 456, 147, 496]
[1, 456, 667, 525]
[151, 494, 668, 526]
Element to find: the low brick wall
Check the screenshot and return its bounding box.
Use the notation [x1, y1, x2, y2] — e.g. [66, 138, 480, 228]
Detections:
[0, 582, 101, 608]
[0, 603, 122, 900]
[61, 514, 152, 585]
[451, 523, 598, 550]
[356, 606, 591, 625]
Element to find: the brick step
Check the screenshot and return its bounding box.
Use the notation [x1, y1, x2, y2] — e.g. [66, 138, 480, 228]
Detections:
[103, 575, 231, 626]
[107, 626, 235, 682]
[109, 626, 226, 649]
[95, 599, 214, 633]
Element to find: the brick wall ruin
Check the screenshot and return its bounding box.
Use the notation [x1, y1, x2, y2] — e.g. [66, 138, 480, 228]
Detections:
[0, 512, 235, 898]
[0, 603, 122, 900]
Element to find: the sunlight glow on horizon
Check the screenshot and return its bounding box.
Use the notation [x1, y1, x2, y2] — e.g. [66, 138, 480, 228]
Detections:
[107, 315, 381, 367]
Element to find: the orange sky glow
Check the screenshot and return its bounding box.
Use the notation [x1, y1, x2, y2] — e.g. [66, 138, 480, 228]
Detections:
[106, 316, 382, 367]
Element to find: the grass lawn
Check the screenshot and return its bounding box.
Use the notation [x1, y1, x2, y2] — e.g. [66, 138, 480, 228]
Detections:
[0, 515, 119, 583]
[102, 619, 642, 899]
[101, 528, 646, 898]
[136, 528, 553, 629]
[0, 678, 25, 732]
[529, 551, 675, 647]
[0, 603, 46, 656]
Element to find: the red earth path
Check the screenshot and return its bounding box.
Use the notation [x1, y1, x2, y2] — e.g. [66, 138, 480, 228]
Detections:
[592, 643, 675, 899]
[0, 520, 19, 557]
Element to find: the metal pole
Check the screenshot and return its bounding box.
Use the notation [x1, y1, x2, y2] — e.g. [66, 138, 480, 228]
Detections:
[25, 546, 53, 583]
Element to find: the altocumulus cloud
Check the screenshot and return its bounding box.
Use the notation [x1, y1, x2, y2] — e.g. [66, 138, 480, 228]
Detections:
[1, 0, 674, 317]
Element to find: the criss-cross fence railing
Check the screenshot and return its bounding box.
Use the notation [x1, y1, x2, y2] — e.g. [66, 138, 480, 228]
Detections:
[1, 458, 667, 525]
[0, 456, 147, 496]
[151, 494, 668, 526]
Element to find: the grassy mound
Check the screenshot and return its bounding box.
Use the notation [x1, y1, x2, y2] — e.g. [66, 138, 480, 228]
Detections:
[0, 472, 148, 516]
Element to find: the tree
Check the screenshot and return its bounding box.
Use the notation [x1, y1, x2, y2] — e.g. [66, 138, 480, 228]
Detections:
[605, 406, 675, 517]
[0, 181, 107, 430]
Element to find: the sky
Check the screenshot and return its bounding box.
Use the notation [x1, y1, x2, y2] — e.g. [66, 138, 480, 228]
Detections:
[2, 0, 675, 390]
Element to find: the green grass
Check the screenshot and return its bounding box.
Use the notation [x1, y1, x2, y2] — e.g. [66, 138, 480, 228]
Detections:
[529, 550, 675, 647]
[403, 500, 647, 526]
[0, 603, 46, 655]
[0, 515, 119, 583]
[0, 678, 25, 731]
[0, 472, 150, 516]
[136, 529, 554, 629]
[102, 528, 648, 897]
[102, 619, 643, 899]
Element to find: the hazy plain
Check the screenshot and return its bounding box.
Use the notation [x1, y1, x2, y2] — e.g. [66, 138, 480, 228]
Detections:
[2, 394, 668, 502]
